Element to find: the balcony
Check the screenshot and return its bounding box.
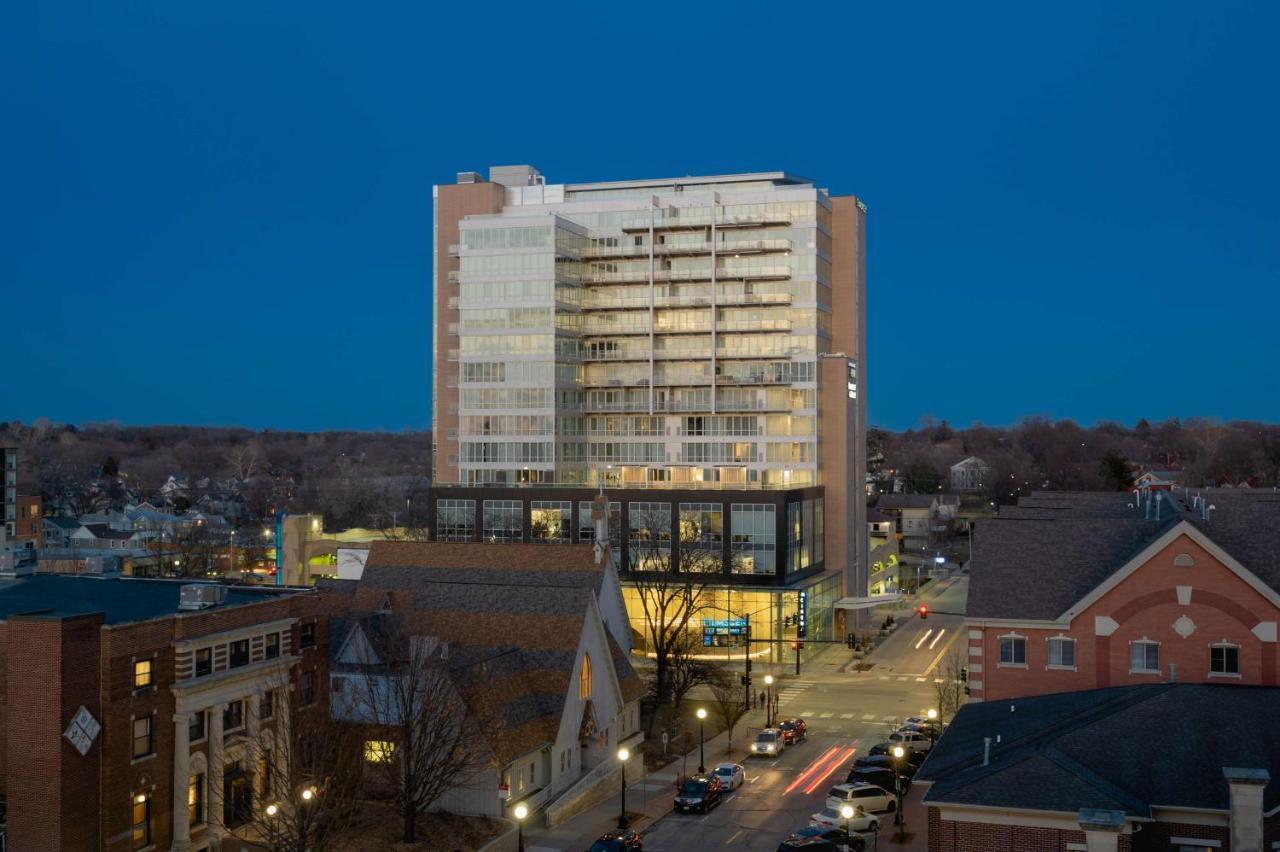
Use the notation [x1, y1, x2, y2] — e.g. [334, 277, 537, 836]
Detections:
[620, 212, 792, 232]
[577, 238, 792, 260]
[447, 270, 459, 284]
[448, 243, 461, 256]
[581, 266, 791, 286]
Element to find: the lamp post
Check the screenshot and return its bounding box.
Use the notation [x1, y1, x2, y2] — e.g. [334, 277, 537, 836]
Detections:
[840, 804, 855, 845]
[926, 707, 939, 746]
[514, 802, 528, 852]
[696, 707, 707, 773]
[617, 747, 630, 829]
[764, 675, 774, 728]
[892, 746, 906, 832]
[229, 529, 235, 575]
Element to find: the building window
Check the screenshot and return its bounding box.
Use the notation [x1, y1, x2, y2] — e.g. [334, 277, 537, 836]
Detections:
[1047, 637, 1076, 669]
[1210, 643, 1240, 676]
[264, 632, 280, 659]
[998, 635, 1026, 666]
[813, 497, 824, 564]
[189, 710, 206, 743]
[364, 740, 396, 763]
[678, 503, 724, 571]
[530, 501, 572, 543]
[483, 499, 523, 542]
[627, 501, 671, 571]
[1130, 640, 1160, 673]
[132, 715, 154, 759]
[133, 659, 153, 690]
[188, 772, 205, 826]
[131, 792, 152, 849]
[229, 639, 250, 668]
[260, 690, 275, 720]
[579, 652, 592, 700]
[730, 504, 776, 575]
[787, 502, 804, 573]
[299, 622, 316, 649]
[224, 700, 244, 733]
[436, 498, 476, 541]
[195, 647, 212, 677]
[300, 670, 315, 705]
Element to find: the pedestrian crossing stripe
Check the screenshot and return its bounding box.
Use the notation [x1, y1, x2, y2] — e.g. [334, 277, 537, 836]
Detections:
[840, 713, 854, 719]
[861, 713, 876, 720]
[915, 677, 926, 682]
[819, 712, 833, 718]
[878, 676, 889, 680]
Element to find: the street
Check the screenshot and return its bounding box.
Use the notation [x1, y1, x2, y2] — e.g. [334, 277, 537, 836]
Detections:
[528, 577, 968, 852]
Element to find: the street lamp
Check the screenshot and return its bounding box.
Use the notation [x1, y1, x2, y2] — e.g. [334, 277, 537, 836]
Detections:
[764, 674, 775, 727]
[265, 803, 279, 817]
[840, 804, 855, 843]
[513, 802, 528, 852]
[926, 707, 939, 745]
[892, 746, 906, 830]
[696, 708, 707, 773]
[617, 747, 630, 829]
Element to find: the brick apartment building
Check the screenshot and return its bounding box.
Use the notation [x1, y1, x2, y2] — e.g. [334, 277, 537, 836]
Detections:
[0, 572, 336, 851]
[916, 683, 1278, 852]
[13, 495, 41, 546]
[966, 490, 1280, 703]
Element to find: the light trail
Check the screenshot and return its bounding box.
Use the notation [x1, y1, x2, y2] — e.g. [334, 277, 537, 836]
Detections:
[928, 628, 947, 649]
[783, 745, 841, 795]
[802, 745, 858, 795]
[914, 628, 934, 649]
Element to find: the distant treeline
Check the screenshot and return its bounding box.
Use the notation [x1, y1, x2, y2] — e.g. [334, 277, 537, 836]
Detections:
[875, 417, 1280, 503]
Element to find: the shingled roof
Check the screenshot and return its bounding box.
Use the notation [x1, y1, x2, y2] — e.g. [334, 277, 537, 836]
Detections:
[334, 541, 645, 764]
[968, 490, 1280, 619]
[919, 683, 1280, 817]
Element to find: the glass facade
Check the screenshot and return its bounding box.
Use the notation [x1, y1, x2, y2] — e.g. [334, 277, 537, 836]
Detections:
[730, 504, 776, 575]
[482, 500, 522, 542]
[436, 499, 475, 542]
[530, 500, 572, 543]
[452, 179, 833, 488]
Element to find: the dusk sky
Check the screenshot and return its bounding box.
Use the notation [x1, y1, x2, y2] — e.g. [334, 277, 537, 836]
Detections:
[5, 2, 1278, 432]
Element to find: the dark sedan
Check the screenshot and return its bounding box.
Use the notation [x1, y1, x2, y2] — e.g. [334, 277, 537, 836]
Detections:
[674, 774, 722, 814]
[776, 826, 867, 852]
[589, 829, 642, 851]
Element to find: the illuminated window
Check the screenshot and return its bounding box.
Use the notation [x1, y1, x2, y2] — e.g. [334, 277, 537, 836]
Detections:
[188, 773, 205, 826]
[131, 792, 152, 849]
[579, 652, 592, 699]
[133, 659, 153, 689]
[364, 740, 396, 763]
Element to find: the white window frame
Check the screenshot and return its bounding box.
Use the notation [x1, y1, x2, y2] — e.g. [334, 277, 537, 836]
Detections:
[1129, 638, 1161, 675]
[997, 633, 1027, 668]
[1045, 635, 1077, 671]
[1208, 641, 1241, 678]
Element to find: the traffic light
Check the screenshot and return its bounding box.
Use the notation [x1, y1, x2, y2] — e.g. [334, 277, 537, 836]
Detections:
[846, 632, 856, 650]
[917, 604, 929, 619]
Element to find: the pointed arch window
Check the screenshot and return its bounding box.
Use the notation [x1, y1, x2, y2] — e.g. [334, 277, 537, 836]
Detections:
[580, 652, 592, 699]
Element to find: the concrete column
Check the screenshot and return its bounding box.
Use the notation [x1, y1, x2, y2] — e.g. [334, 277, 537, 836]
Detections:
[171, 713, 191, 850]
[1077, 808, 1125, 852]
[208, 703, 225, 846]
[1223, 767, 1270, 852]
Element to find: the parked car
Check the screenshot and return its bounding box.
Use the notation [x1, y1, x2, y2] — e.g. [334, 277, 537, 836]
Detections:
[589, 829, 643, 851]
[843, 767, 901, 794]
[674, 774, 722, 814]
[779, 717, 808, 744]
[851, 752, 921, 778]
[887, 730, 932, 753]
[897, 721, 941, 740]
[809, 805, 880, 833]
[752, 729, 786, 757]
[776, 826, 866, 852]
[714, 762, 745, 790]
[825, 782, 896, 814]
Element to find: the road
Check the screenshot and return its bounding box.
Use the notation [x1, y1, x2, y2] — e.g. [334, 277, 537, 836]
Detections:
[534, 577, 968, 852]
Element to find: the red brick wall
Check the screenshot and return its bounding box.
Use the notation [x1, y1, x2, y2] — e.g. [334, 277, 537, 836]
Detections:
[1133, 821, 1228, 851]
[15, 495, 41, 542]
[973, 532, 1279, 702]
[934, 817, 1132, 852]
[6, 612, 104, 851]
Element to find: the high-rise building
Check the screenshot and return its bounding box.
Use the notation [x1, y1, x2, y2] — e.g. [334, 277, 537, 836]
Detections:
[3, 446, 17, 546]
[432, 167, 868, 657]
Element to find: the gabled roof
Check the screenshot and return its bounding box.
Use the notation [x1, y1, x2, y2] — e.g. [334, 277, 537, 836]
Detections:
[919, 684, 1280, 817]
[950, 456, 989, 470]
[969, 490, 1280, 620]
[875, 494, 936, 511]
[45, 517, 81, 530]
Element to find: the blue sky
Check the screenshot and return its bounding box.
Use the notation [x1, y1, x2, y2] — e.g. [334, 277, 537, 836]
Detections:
[4, 1, 1277, 431]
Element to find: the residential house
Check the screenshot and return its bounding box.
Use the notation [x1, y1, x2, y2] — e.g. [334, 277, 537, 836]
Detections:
[327, 540, 646, 824]
[70, 523, 148, 552]
[44, 516, 81, 549]
[875, 494, 944, 546]
[949, 456, 991, 493]
[1134, 469, 1185, 491]
[916, 683, 1278, 851]
[967, 490, 1280, 703]
[14, 495, 42, 547]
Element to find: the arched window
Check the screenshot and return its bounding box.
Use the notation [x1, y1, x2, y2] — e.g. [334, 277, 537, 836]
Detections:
[579, 652, 592, 699]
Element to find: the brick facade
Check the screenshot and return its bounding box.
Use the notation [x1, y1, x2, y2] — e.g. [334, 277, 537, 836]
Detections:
[971, 530, 1279, 702]
[0, 585, 337, 851]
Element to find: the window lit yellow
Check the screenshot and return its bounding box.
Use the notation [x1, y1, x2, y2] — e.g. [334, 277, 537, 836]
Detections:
[133, 659, 152, 689]
[364, 740, 396, 763]
[579, 652, 592, 699]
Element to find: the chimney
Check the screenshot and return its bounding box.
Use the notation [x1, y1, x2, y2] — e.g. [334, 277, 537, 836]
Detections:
[1222, 767, 1269, 852]
[591, 492, 610, 566]
[1076, 808, 1126, 852]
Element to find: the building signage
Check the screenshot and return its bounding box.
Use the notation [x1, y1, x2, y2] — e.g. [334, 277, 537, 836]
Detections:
[797, 591, 809, 639]
[702, 617, 749, 646]
[63, 705, 101, 757]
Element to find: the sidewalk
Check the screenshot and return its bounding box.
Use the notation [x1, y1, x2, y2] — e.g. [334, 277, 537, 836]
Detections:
[524, 703, 771, 849]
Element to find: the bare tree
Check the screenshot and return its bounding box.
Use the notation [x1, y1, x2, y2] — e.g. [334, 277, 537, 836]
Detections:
[666, 631, 720, 721]
[226, 440, 264, 482]
[933, 648, 968, 724]
[708, 673, 748, 753]
[627, 507, 724, 712]
[335, 616, 491, 844]
[220, 675, 363, 852]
